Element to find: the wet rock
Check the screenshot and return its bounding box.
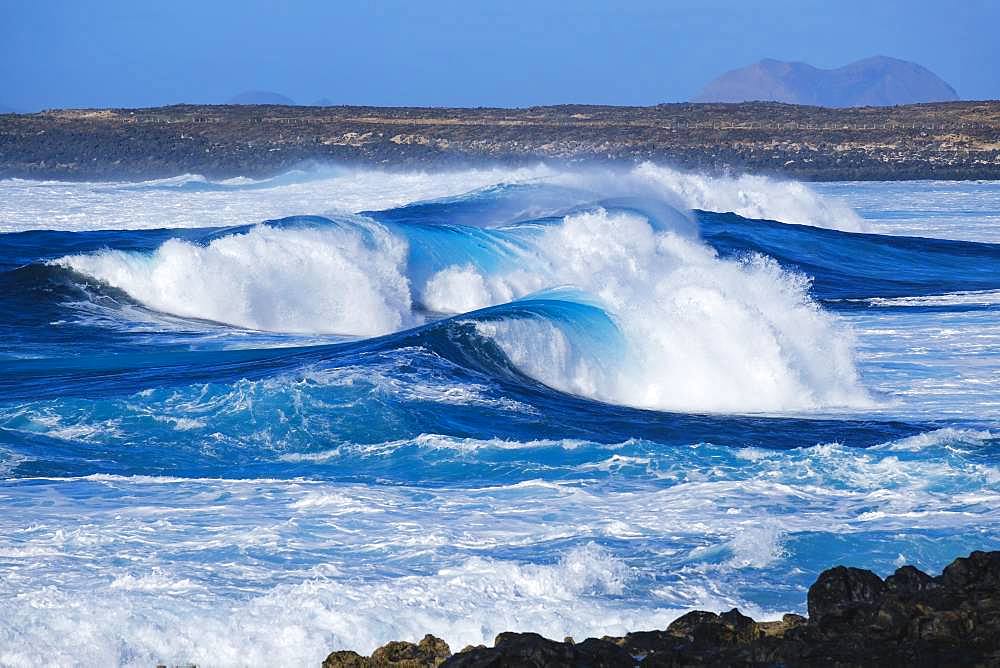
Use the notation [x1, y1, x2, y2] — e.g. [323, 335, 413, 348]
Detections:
[757, 613, 806, 638]
[440, 631, 633, 667]
[940, 549, 1000, 591]
[806, 565, 886, 626]
[322, 650, 370, 668]
[323, 635, 451, 668]
[635, 608, 781, 667]
[785, 550, 1000, 666]
[371, 634, 451, 666]
[884, 564, 935, 596]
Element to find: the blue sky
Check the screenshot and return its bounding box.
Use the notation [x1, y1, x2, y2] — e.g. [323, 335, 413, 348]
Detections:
[1, 0, 997, 110]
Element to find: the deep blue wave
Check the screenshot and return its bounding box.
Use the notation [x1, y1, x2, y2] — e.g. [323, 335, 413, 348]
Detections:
[699, 210, 1000, 303]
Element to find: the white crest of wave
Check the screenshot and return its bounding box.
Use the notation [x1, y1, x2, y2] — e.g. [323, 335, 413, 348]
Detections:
[56, 222, 414, 336]
[421, 264, 545, 314]
[476, 208, 871, 413]
[623, 162, 867, 232]
[422, 264, 498, 313]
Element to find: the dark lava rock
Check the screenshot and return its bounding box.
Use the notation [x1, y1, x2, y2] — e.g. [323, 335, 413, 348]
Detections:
[440, 632, 633, 667]
[884, 564, 936, 595]
[940, 549, 1000, 591]
[323, 550, 1000, 668]
[783, 551, 1000, 667]
[806, 565, 886, 627]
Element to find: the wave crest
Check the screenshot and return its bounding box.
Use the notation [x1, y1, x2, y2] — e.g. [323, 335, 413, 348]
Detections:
[475, 208, 870, 413]
[56, 220, 414, 336]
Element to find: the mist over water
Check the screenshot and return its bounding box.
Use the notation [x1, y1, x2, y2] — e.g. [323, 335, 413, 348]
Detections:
[1, 165, 999, 666]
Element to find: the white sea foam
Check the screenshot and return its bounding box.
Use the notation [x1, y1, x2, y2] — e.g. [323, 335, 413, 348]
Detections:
[0, 165, 558, 232]
[477, 208, 871, 413]
[1, 163, 866, 233]
[607, 162, 867, 232]
[724, 524, 787, 569]
[873, 428, 997, 452]
[56, 221, 415, 336]
[863, 290, 1000, 308]
[2, 433, 997, 666]
[814, 179, 1000, 242]
[420, 264, 544, 313]
[0, 543, 684, 668]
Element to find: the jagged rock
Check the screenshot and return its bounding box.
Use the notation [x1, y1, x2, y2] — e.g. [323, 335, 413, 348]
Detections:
[940, 549, 1000, 591]
[884, 564, 936, 595]
[440, 631, 633, 667]
[323, 635, 451, 668]
[806, 565, 886, 627]
[783, 551, 1000, 667]
[663, 608, 760, 648]
[635, 608, 782, 667]
[757, 613, 806, 638]
[372, 634, 451, 666]
[322, 650, 370, 668]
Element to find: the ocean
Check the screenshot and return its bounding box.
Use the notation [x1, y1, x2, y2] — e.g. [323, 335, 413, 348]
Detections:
[0, 164, 998, 666]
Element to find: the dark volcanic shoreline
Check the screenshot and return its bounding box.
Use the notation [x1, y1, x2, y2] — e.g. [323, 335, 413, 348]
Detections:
[2, 101, 1000, 182]
[321, 550, 1000, 668]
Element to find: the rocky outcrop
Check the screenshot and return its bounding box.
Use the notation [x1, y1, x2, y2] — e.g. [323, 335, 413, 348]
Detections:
[323, 634, 451, 668]
[322, 550, 1000, 667]
[442, 632, 634, 667]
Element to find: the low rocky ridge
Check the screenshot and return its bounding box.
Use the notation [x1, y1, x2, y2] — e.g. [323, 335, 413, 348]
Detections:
[323, 550, 1000, 667]
[2, 101, 999, 181]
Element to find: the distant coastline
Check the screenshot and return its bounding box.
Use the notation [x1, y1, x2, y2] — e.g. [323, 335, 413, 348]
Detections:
[1, 100, 999, 182]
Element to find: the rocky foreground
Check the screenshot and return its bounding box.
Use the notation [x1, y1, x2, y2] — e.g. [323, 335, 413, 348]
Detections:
[2, 101, 999, 181]
[323, 550, 1000, 667]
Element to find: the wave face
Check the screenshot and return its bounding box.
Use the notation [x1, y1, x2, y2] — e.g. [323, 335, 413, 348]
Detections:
[1, 167, 999, 667]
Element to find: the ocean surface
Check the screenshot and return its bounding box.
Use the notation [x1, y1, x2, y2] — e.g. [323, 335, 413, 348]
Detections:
[0, 164, 998, 666]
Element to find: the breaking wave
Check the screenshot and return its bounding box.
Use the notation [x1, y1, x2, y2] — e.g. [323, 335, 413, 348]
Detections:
[49, 186, 872, 413]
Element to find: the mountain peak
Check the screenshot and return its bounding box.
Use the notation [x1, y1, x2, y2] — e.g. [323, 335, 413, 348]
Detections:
[694, 57, 958, 107]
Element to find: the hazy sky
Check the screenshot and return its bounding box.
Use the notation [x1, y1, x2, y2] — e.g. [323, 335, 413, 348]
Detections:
[2, 0, 998, 110]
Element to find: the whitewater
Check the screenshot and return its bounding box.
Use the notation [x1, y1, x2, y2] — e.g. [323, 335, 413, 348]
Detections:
[0, 164, 998, 666]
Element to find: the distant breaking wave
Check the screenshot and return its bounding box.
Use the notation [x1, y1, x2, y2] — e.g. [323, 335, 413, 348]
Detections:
[0, 163, 866, 233]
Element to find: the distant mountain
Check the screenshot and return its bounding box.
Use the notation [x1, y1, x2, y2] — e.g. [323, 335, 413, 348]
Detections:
[312, 97, 336, 107]
[693, 56, 958, 107]
[227, 91, 297, 106]
[0, 105, 19, 114]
